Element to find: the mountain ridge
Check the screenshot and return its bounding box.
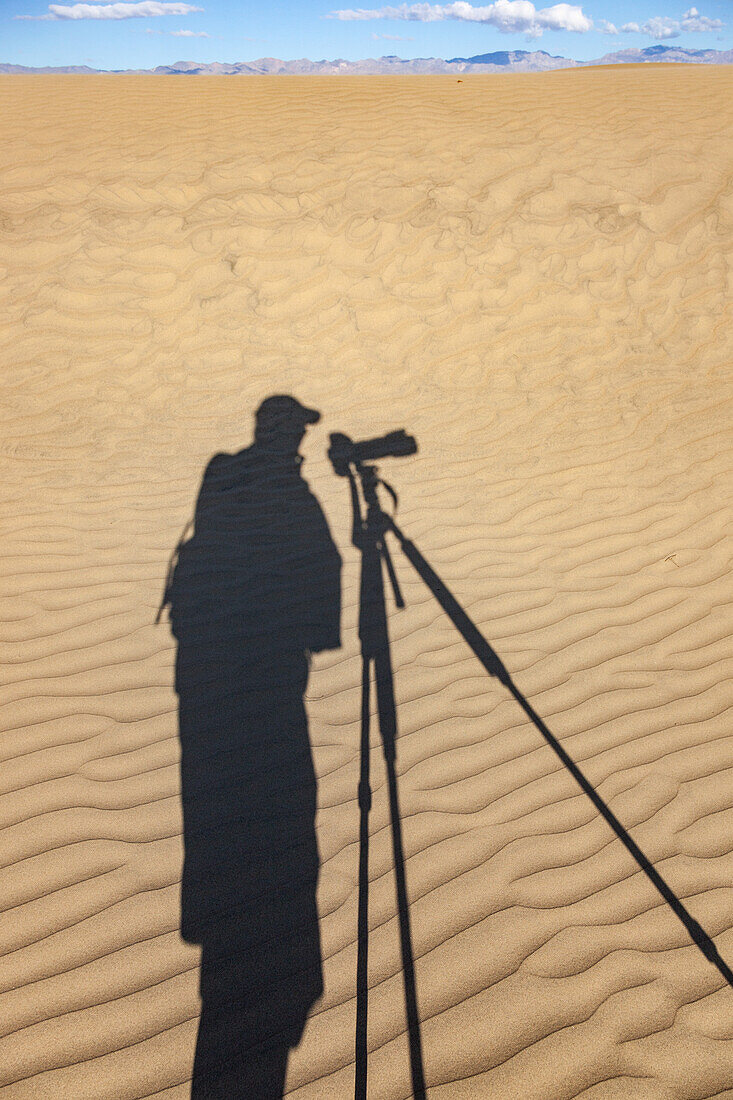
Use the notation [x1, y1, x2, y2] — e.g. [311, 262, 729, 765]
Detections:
[2, 45, 732, 75]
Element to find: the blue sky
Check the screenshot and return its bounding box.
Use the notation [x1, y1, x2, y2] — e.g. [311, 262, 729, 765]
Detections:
[2, 0, 730, 68]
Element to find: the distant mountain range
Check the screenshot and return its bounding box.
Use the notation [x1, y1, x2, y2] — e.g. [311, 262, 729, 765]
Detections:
[2, 45, 732, 76]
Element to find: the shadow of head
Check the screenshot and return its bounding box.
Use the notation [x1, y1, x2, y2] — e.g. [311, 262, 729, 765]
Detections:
[253, 394, 320, 457]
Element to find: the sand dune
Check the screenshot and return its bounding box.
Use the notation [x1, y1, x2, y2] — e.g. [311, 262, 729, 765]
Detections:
[1, 67, 732, 1098]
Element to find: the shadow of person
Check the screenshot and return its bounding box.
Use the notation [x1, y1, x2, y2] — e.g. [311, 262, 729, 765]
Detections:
[164, 396, 342, 1098]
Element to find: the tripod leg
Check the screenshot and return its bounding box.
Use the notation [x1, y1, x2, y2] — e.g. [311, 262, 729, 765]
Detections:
[352, 478, 428, 1096]
[507, 683, 733, 984]
[387, 517, 733, 989]
[373, 644, 428, 1100]
[355, 656, 371, 1100]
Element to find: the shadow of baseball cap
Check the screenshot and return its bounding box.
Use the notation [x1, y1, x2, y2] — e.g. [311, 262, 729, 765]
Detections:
[255, 395, 321, 437]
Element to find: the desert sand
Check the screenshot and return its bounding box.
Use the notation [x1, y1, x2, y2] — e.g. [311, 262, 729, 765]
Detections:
[1, 66, 732, 1098]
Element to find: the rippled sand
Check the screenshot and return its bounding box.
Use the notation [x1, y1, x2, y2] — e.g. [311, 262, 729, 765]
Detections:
[1, 67, 733, 1098]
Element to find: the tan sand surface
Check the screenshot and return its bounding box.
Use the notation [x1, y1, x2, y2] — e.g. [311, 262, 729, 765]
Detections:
[1, 68, 732, 1098]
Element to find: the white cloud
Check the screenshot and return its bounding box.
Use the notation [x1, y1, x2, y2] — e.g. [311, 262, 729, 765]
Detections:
[619, 8, 723, 39]
[330, 1, 593, 34]
[16, 1, 202, 20]
[534, 2, 590, 31]
[641, 15, 680, 37]
[598, 18, 618, 33]
[681, 6, 722, 30]
[171, 26, 208, 34]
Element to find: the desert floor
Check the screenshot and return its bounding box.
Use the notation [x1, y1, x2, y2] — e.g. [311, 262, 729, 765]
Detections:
[1, 67, 733, 1098]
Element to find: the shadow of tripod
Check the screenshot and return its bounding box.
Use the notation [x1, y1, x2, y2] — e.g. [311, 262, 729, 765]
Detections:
[333, 429, 733, 1100]
[344, 460, 427, 1100]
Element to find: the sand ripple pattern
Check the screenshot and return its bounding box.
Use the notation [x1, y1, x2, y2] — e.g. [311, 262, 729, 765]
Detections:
[1, 68, 733, 1097]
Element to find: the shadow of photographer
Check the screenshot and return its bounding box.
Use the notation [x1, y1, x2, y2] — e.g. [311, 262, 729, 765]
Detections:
[164, 396, 341, 1099]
